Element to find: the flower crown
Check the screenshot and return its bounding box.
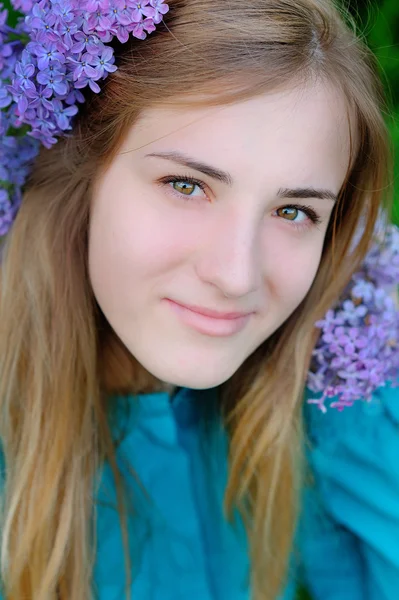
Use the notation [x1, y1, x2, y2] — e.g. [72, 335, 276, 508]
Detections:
[0, 1, 398, 410]
[0, 0, 169, 234]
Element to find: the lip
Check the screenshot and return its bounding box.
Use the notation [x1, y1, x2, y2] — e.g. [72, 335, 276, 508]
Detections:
[165, 299, 253, 337]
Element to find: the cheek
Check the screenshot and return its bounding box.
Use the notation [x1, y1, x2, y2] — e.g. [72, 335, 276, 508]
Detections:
[88, 187, 197, 300]
[275, 261, 319, 307]
[263, 232, 324, 307]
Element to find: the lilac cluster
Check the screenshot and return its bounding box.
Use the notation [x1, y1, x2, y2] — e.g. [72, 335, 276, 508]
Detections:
[307, 223, 399, 411]
[0, 0, 168, 236]
[0, 4, 40, 235]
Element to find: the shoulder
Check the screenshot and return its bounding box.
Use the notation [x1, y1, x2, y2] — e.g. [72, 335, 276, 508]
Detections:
[301, 384, 399, 596]
[304, 383, 399, 452]
[303, 383, 399, 530]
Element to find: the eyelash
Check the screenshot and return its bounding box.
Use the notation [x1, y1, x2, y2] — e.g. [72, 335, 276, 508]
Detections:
[157, 174, 208, 198]
[279, 204, 322, 227]
[157, 174, 322, 228]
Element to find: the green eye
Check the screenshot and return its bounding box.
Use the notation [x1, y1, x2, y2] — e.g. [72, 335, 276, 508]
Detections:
[277, 207, 299, 221]
[172, 181, 196, 195]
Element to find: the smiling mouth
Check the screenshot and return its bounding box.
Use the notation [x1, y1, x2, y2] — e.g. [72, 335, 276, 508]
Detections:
[164, 299, 253, 337]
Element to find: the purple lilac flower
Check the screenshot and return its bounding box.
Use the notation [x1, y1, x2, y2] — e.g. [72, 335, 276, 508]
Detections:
[89, 46, 117, 79]
[307, 222, 399, 411]
[131, 0, 155, 22]
[11, 1, 34, 13]
[0, 84, 11, 108]
[0, 0, 169, 236]
[150, 0, 169, 24]
[50, 98, 78, 129]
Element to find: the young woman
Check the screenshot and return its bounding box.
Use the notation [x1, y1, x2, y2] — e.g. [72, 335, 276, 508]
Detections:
[0, 1, 397, 599]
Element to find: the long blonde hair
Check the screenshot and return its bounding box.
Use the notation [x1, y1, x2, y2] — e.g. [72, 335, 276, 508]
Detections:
[0, 1, 391, 598]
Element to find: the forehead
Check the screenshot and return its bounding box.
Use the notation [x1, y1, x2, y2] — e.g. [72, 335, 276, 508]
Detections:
[123, 80, 352, 188]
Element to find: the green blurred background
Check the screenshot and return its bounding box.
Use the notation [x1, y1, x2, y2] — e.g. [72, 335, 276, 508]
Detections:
[354, 0, 399, 225]
[2, 1, 398, 599]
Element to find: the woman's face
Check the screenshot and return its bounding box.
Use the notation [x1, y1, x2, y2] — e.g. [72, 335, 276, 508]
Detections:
[89, 82, 351, 389]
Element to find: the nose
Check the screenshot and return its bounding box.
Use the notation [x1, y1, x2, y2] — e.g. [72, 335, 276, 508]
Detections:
[194, 210, 262, 298]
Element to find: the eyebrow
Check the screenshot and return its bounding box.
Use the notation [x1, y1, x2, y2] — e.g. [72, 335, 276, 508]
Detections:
[145, 151, 337, 202]
[277, 187, 337, 202]
[145, 151, 233, 186]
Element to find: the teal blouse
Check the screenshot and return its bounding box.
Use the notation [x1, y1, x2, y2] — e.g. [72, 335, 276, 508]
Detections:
[1, 384, 399, 599]
[93, 387, 297, 599]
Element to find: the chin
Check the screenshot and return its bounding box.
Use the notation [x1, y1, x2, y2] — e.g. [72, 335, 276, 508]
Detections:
[140, 355, 241, 391]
